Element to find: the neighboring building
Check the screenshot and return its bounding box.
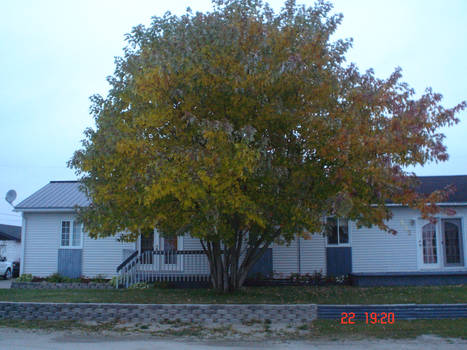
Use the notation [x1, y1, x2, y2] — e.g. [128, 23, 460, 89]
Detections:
[14, 177, 467, 286]
[0, 224, 21, 262]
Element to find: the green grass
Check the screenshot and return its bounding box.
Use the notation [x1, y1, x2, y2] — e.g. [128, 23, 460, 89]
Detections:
[307, 319, 467, 339]
[0, 285, 465, 304]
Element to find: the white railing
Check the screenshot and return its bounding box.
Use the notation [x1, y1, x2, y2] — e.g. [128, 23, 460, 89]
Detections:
[116, 250, 210, 288]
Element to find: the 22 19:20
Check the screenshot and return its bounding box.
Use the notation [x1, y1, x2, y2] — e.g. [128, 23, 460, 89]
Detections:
[341, 312, 395, 324]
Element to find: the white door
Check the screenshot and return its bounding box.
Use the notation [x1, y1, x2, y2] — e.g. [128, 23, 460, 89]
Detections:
[154, 231, 183, 271]
[417, 219, 441, 269]
[441, 219, 464, 267]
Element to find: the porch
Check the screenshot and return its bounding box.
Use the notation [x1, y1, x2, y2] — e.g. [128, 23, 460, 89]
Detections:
[116, 249, 211, 288]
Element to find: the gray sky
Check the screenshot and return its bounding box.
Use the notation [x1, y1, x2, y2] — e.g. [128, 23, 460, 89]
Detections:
[1, 0, 466, 226]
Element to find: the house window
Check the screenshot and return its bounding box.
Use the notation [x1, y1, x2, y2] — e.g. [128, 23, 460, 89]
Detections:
[326, 218, 349, 245]
[61, 221, 71, 247]
[61, 221, 82, 248]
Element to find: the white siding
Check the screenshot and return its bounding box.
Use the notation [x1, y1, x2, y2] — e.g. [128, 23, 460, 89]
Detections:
[180, 235, 209, 274]
[300, 235, 327, 275]
[23, 212, 68, 277]
[273, 240, 297, 277]
[0, 240, 21, 262]
[273, 234, 326, 277]
[23, 212, 135, 278]
[182, 234, 203, 250]
[82, 234, 135, 278]
[351, 208, 419, 273]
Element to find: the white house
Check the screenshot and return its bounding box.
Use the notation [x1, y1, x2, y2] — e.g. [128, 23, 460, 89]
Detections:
[14, 176, 467, 286]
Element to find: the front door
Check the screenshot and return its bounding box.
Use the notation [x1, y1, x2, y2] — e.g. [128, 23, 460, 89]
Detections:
[418, 220, 441, 269]
[155, 231, 183, 271]
[141, 231, 154, 252]
[442, 219, 464, 267]
[140, 230, 154, 264]
[417, 218, 465, 269]
[325, 218, 352, 276]
[58, 220, 82, 278]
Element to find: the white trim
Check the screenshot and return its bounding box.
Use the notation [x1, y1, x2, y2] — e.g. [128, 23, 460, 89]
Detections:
[136, 235, 141, 255]
[14, 208, 77, 213]
[178, 235, 184, 271]
[375, 202, 467, 207]
[59, 220, 83, 249]
[20, 213, 26, 275]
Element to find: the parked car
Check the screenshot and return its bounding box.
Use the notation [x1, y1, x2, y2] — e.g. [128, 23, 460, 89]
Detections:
[0, 256, 14, 279]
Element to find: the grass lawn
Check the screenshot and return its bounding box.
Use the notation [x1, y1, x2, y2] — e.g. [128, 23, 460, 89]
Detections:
[0, 285, 466, 304]
[307, 319, 467, 339]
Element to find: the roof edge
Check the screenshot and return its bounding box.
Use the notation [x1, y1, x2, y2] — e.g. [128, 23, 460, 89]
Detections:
[13, 208, 80, 213]
[49, 180, 80, 183]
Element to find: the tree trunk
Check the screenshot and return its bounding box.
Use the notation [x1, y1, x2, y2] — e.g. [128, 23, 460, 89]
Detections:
[201, 235, 271, 292]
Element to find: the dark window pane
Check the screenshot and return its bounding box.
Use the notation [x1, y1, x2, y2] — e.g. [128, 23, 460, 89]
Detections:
[339, 219, 349, 244]
[164, 237, 178, 264]
[443, 220, 462, 265]
[326, 218, 338, 244]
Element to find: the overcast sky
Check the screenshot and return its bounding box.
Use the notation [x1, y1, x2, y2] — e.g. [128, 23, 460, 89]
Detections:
[1, 0, 466, 226]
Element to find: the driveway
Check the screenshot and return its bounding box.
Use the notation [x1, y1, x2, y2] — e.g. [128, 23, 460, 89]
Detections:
[0, 279, 12, 289]
[0, 330, 465, 350]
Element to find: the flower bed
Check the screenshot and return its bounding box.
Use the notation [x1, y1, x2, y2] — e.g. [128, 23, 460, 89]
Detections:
[11, 281, 114, 289]
[12, 273, 114, 289]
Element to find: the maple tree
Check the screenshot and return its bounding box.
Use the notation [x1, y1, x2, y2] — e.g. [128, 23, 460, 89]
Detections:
[70, 0, 465, 291]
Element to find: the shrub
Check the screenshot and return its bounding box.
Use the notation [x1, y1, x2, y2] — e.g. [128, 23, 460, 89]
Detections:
[152, 281, 170, 289]
[109, 276, 120, 288]
[16, 274, 33, 282]
[129, 282, 150, 289]
[90, 274, 108, 283]
[289, 271, 323, 285]
[45, 273, 80, 283]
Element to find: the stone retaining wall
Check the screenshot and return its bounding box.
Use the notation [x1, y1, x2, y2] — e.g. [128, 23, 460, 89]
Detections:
[0, 302, 317, 324]
[11, 282, 114, 290]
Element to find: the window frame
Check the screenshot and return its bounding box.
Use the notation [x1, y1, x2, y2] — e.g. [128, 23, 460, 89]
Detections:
[325, 217, 351, 247]
[60, 220, 83, 249]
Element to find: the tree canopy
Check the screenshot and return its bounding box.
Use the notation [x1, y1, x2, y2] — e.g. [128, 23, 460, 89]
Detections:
[70, 0, 465, 291]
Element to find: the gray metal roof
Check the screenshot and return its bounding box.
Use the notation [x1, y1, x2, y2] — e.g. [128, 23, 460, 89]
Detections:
[13, 175, 467, 212]
[15, 181, 90, 210]
[0, 224, 21, 241]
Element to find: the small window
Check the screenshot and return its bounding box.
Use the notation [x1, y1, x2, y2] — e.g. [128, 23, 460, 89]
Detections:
[72, 221, 82, 247]
[326, 218, 349, 245]
[61, 221, 71, 247]
[61, 221, 82, 248]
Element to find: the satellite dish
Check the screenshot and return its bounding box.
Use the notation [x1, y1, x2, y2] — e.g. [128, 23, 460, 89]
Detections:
[5, 190, 17, 205]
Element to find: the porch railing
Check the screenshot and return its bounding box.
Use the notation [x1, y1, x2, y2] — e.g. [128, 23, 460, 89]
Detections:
[116, 250, 210, 288]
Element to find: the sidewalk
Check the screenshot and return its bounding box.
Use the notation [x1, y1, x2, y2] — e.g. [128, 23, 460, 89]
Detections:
[0, 329, 465, 350]
[0, 279, 12, 289]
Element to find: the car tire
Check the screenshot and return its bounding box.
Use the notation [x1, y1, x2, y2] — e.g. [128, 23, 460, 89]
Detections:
[4, 268, 12, 280]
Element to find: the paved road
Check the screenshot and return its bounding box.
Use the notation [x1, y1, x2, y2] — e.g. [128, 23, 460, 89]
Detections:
[0, 329, 466, 350]
[0, 279, 12, 289]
